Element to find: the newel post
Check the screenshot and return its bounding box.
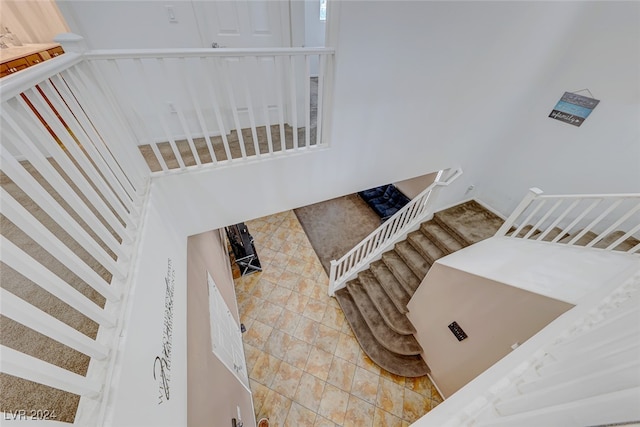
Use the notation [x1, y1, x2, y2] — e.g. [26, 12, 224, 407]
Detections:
[328, 260, 338, 297]
[495, 187, 544, 237]
[53, 33, 87, 55]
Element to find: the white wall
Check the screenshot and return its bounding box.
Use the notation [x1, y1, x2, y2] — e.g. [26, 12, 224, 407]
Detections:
[57, 0, 204, 49]
[326, 1, 640, 216]
[304, 0, 326, 75]
[105, 188, 188, 426]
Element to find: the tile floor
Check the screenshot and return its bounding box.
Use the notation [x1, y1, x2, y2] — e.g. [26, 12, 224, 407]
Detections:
[234, 210, 443, 427]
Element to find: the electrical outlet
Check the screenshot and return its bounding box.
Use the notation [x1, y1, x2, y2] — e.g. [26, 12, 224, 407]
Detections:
[466, 185, 475, 194]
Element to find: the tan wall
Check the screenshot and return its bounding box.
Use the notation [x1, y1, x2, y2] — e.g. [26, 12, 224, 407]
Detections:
[187, 229, 255, 427]
[394, 172, 438, 199]
[407, 263, 573, 397]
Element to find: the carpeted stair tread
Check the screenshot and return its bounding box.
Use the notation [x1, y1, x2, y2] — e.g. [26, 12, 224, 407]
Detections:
[346, 281, 421, 356]
[335, 289, 429, 377]
[381, 251, 421, 295]
[435, 200, 504, 245]
[560, 230, 639, 251]
[351, 275, 416, 335]
[369, 261, 411, 313]
[559, 230, 598, 246]
[407, 229, 445, 265]
[594, 231, 640, 251]
[531, 227, 567, 242]
[420, 222, 464, 254]
[394, 241, 431, 279]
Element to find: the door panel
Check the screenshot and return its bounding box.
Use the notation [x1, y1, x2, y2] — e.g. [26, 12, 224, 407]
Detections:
[195, 0, 290, 48]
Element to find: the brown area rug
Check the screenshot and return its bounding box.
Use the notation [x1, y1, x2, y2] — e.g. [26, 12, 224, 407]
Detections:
[294, 194, 381, 274]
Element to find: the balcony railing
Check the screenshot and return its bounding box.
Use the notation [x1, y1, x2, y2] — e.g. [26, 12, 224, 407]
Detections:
[496, 188, 640, 253]
[0, 35, 334, 425]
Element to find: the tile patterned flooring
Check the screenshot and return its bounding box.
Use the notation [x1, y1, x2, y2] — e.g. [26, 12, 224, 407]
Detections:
[235, 210, 442, 427]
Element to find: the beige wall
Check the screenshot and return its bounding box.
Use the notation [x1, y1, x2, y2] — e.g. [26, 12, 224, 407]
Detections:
[394, 172, 438, 199]
[187, 229, 255, 427]
[407, 263, 573, 397]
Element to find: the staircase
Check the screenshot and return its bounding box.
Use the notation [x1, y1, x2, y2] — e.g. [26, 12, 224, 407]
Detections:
[335, 200, 505, 377]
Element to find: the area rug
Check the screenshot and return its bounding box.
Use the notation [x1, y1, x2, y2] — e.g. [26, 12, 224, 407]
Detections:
[294, 193, 381, 274]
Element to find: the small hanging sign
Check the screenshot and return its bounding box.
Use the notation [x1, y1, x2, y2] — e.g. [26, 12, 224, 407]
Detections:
[549, 91, 599, 127]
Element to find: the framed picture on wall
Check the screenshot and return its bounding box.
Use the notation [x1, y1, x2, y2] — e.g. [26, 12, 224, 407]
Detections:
[549, 91, 600, 127]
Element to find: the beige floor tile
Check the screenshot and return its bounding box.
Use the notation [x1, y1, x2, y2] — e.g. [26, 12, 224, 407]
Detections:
[334, 332, 361, 362]
[244, 342, 261, 374]
[250, 351, 282, 387]
[305, 346, 334, 381]
[284, 337, 312, 369]
[341, 321, 355, 337]
[260, 389, 292, 426]
[284, 402, 317, 427]
[267, 285, 293, 307]
[303, 297, 328, 322]
[264, 329, 292, 360]
[293, 316, 319, 345]
[275, 309, 302, 336]
[252, 279, 276, 299]
[250, 379, 271, 418]
[402, 388, 432, 423]
[279, 240, 299, 257]
[244, 319, 274, 350]
[326, 356, 356, 392]
[313, 416, 337, 427]
[255, 300, 284, 325]
[279, 270, 303, 290]
[318, 383, 349, 425]
[296, 277, 317, 296]
[258, 246, 277, 265]
[343, 395, 375, 427]
[321, 306, 345, 331]
[314, 323, 341, 354]
[240, 295, 261, 320]
[310, 283, 331, 301]
[376, 377, 405, 418]
[286, 256, 307, 275]
[404, 375, 434, 397]
[373, 407, 403, 427]
[357, 349, 381, 375]
[294, 372, 326, 412]
[236, 274, 260, 294]
[351, 366, 380, 405]
[380, 369, 406, 388]
[285, 290, 309, 314]
[265, 236, 287, 252]
[261, 265, 285, 284]
[271, 251, 291, 269]
[271, 361, 304, 399]
[238, 210, 440, 427]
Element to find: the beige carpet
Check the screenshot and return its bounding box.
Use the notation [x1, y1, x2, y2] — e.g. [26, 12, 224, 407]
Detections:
[294, 194, 382, 274]
[1, 159, 117, 423]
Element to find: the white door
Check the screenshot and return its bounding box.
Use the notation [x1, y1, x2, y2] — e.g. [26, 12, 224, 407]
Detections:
[193, 0, 291, 48]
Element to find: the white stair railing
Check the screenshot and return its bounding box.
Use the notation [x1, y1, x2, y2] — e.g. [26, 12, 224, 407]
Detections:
[0, 35, 336, 425]
[496, 188, 640, 254]
[328, 167, 463, 295]
[0, 49, 148, 424]
[84, 46, 334, 175]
